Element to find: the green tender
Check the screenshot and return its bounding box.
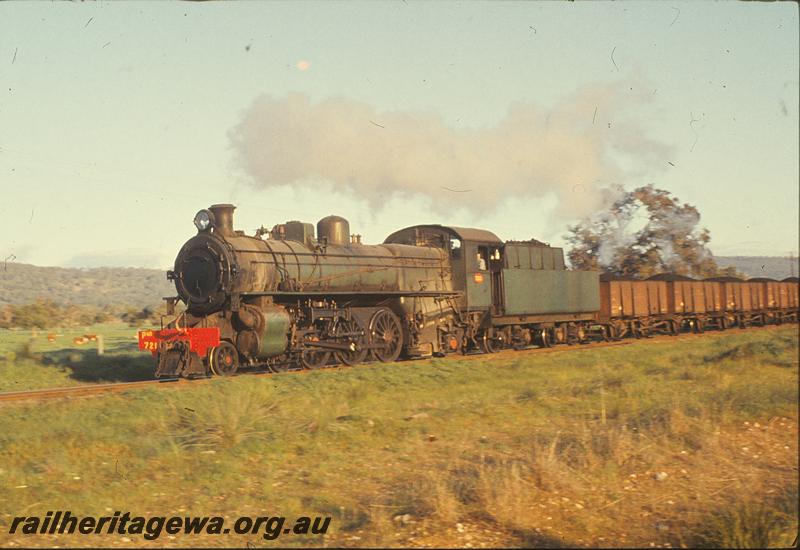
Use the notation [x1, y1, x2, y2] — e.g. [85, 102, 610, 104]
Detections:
[503, 269, 600, 315]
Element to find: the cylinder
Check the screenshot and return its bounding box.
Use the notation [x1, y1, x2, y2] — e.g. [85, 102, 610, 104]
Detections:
[235, 307, 291, 359]
[317, 215, 350, 246]
[209, 204, 236, 237]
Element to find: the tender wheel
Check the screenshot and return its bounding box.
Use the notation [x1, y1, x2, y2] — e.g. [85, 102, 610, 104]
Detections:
[479, 328, 502, 354]
[208, 341, 239, 376]
[538, 328, 552, 348]
[369, 308, 403, 363]
[334, 318, 368, 366]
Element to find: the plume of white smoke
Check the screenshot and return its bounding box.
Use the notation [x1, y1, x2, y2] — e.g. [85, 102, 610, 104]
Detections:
[593, 194, 647, 266]
[650, 207, 706, 269]
[228, 83, 671, 219]
[586, 187, 711, 273]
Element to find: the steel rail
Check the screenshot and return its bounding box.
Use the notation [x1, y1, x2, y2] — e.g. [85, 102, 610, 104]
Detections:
[0, 379, 184, 403]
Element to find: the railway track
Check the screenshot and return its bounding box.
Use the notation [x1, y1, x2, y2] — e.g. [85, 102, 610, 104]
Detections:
[0, 324, 792, 404]
[0, 379, 186, 404]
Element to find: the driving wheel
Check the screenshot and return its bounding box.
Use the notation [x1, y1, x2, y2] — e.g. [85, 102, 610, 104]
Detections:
[300, 333, 331, 369]
[334, 318, 368, 366]
[369, 308, 403, 363]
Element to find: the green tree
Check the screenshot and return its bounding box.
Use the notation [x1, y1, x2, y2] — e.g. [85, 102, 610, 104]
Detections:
[8, 299, 63, 329]
[565, 184, 739, 278]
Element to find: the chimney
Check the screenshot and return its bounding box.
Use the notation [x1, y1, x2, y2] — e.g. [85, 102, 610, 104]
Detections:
[209, 204, 236, 237]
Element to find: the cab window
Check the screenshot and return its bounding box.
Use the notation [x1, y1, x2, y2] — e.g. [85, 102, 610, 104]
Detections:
[477, 249, 488, 271]
[450, 238, 462, 259]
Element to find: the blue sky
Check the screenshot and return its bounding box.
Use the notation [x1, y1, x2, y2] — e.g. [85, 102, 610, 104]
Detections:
[1, 1, 797, 269]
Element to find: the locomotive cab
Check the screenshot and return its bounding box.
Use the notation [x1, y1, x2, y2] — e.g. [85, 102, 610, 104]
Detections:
[384, 225, 504, 313]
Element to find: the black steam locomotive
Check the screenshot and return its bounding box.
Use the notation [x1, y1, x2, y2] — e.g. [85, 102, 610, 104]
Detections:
[139, 204, 600, 377]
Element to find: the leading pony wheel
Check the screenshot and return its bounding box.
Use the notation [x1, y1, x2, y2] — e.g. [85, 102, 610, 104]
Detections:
[209, 341, 239, 376]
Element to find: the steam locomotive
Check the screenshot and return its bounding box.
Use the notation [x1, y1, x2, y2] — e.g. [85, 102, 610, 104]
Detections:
[138, 204, 799, 378]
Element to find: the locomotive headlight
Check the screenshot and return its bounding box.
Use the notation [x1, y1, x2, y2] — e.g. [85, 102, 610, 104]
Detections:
[193, 209, 214, 232]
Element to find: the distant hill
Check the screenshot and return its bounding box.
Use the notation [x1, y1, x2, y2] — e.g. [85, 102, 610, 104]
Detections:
[0, 263, 174, 307]
[715, 256, 798, 280]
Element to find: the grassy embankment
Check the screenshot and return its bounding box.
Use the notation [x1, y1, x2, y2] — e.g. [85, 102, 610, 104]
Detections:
[0, 323, 153, 391]
[0, 326, 797, 548]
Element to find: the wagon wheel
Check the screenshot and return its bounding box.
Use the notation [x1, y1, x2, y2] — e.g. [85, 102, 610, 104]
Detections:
[369, 308, 403, 363]
[300, 333, 331, 370]
[615, 321, 629, 339]
[334, 318, 368, 366]
[668, 319, 679, 335]
[208, 341, 239, 376]
[479, 328, 503, 354]
[561, 325, 577, 345]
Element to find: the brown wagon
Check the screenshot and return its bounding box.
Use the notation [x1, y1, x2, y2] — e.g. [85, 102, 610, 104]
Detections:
[781, 277, 799, 322]
[750, 278, 787, 323]
[705, 276, 748, 328]
[599, 275, 674, 337]
[748, 277, 780, 310]
[740, 279, 768, 325]
[648, 274, 727, 331]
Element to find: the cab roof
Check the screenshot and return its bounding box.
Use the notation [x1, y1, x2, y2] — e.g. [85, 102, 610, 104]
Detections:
[384, 224, 502, 245]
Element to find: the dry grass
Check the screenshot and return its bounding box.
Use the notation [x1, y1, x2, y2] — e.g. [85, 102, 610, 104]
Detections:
[691, 488, 798, 548]
[372, 412, 797, 548]
[165, 385, 281, 450]
[0, 325, 797, 547]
